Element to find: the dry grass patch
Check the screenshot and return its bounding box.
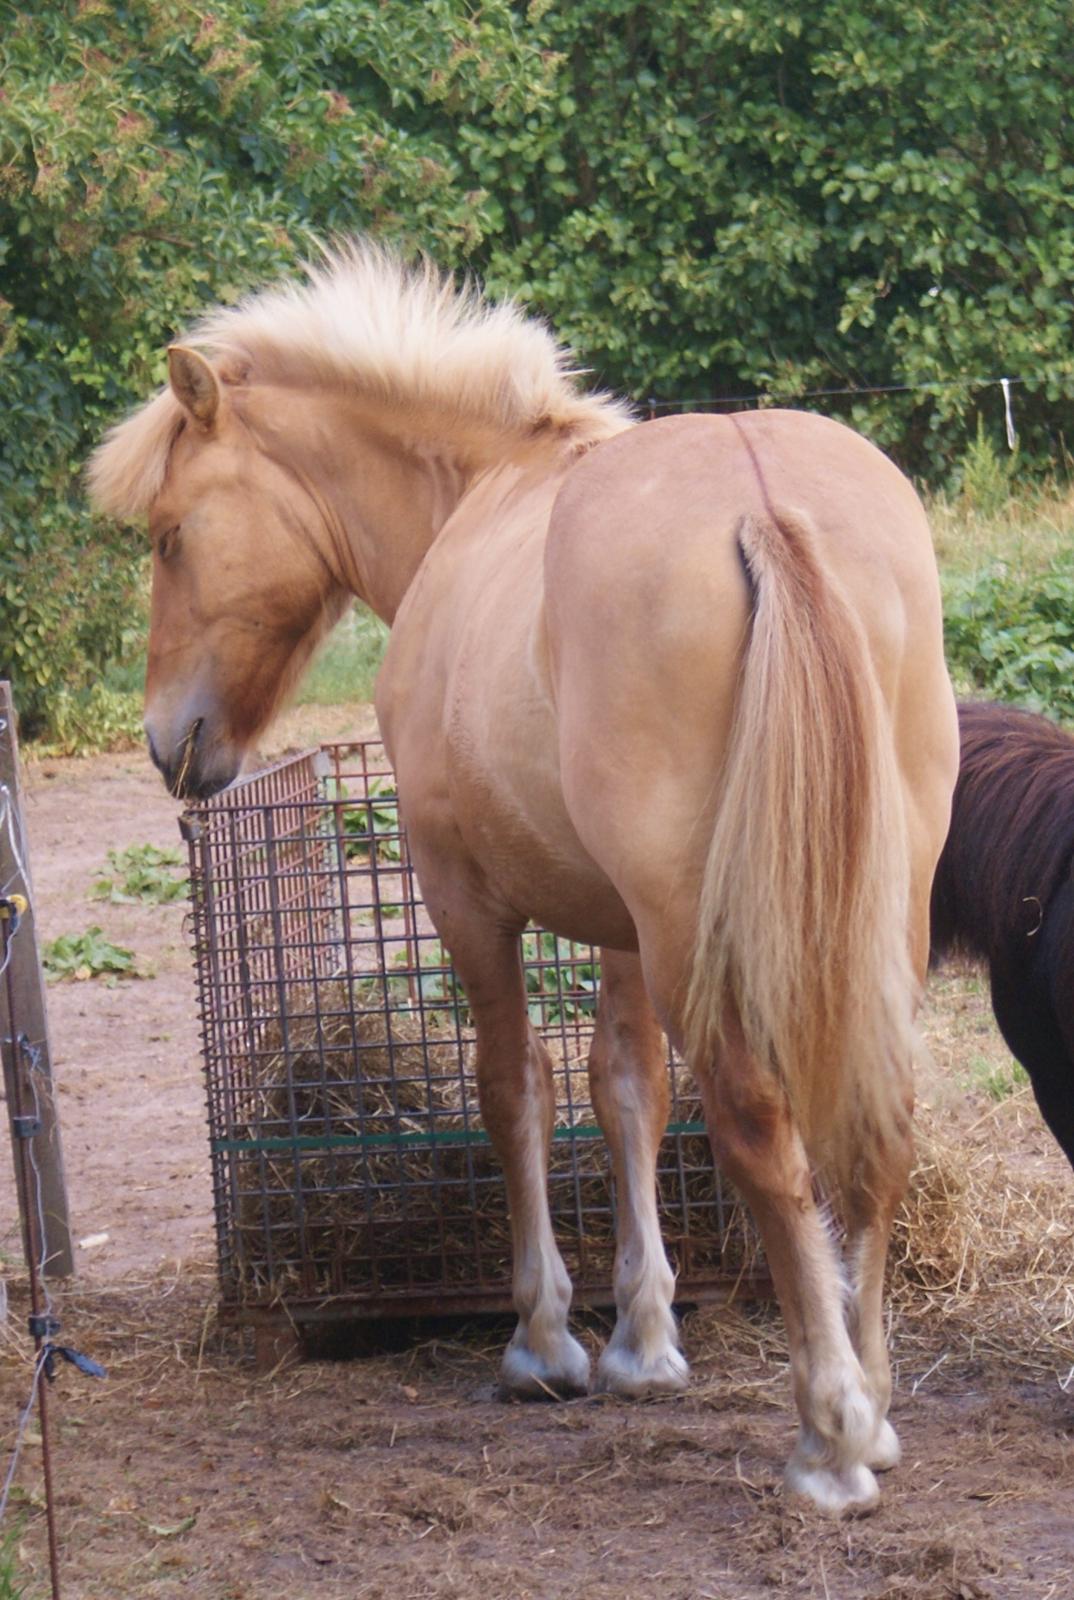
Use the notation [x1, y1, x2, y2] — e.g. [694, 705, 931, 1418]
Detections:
[928, 482, 1074, 579]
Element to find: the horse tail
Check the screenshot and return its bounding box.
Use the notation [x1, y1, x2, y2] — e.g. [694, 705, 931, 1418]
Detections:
[685, 507, 916, 1193]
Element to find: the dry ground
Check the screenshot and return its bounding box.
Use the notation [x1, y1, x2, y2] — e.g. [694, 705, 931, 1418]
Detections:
[1, 710, 1072, 1599]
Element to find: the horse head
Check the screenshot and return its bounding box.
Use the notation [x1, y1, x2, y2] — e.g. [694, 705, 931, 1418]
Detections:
[122, 347, 344, 799]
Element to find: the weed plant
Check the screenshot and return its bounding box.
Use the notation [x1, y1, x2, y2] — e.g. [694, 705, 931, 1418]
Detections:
[42, 928, 144, 983]
[91, 844, 188, 905]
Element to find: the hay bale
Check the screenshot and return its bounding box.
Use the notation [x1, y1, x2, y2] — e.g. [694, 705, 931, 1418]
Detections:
[227, 978, 747, 1303]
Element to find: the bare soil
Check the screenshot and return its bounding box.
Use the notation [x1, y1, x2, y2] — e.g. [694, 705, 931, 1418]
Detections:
[2, 710, 1072, 1599]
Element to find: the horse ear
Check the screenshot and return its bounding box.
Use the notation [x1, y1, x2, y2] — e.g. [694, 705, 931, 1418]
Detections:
[167, 345, 221, 428]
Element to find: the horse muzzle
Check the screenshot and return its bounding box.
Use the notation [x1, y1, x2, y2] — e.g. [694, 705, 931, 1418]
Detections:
[146, 713, 241, 801]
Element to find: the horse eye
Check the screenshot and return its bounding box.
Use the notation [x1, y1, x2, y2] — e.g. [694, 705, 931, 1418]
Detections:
[157, 526, 181, 561]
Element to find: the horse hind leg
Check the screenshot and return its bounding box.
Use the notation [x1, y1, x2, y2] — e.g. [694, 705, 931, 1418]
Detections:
[698, 1015, 881, 1514]
[842, 1109, 914, 1474]
[844, 882, 936, 1473]
[587, 949, 688, 1396]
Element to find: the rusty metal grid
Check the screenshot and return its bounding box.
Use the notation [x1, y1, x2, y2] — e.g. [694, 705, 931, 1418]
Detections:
[181, 740, 760, 1324]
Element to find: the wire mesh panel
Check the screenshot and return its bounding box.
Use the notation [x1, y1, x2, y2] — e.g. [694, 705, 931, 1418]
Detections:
[182, 741, 761, 1325]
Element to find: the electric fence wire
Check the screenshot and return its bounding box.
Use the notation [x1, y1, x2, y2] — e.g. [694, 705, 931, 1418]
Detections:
[0, 1046, 56, 1526]
[0, 845, 62, 1594]
[0, 776, 32, 981]
[643, 366, 1074, 415]
[0, 1350, 48, 1524]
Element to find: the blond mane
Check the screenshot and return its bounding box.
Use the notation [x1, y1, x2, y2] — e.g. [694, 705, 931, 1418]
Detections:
[88, 241, 633, 521]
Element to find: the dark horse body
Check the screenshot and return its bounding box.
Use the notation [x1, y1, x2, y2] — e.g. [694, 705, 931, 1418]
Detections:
[931, 701, 1074, 1168]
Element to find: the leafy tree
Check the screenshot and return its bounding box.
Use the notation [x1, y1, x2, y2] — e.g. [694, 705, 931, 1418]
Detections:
[456, 1, 1074, 470]
[3, 0, 1074, 731]
[0, 0, 535, 729]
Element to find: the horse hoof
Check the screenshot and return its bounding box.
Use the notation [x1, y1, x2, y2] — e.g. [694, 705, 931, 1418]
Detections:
[500, 1335, 590, 1399]
[784, 1458, 880, 1516]
[867, 1417, 901, 1472]
[596, 1342, 690, 1398]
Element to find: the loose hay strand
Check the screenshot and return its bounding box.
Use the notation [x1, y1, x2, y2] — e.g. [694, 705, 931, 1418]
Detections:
[891, 1092, 1074, 1377]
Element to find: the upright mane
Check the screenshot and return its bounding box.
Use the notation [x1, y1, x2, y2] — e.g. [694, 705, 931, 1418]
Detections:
[930, 700, 1074, 962]
[88, 241, 633, 521]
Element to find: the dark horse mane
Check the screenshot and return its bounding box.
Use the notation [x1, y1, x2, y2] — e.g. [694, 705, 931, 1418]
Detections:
[931, 700, 1074, 964]
[931, 699, 1074, 1171]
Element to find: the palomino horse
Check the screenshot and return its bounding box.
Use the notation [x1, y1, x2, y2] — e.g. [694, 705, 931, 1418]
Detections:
[932, 700, 1074, 1168]
[90, 245, 958, 1513]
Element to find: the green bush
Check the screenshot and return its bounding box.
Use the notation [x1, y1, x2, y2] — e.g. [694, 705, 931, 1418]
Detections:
[943, 559, 1074, 720]
[29, 682, 143, 757]
[6, 1, 1074, 736]
[0, 0, 521, 734]
[951, 418, 1017, 518]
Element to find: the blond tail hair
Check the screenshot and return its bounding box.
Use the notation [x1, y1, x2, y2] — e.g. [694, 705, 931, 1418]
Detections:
[685, 508, 916, 1193]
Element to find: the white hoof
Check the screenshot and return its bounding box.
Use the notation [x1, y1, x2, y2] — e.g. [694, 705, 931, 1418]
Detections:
[785, 1457, 880, 1516]
[867, 1416, 901, 1472]
[597, 1341, 690, 1398]
[500, 1331, 590, 1399]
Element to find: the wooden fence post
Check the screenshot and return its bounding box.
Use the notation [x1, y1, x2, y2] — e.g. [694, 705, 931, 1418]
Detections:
[0, 681, 74, 1279]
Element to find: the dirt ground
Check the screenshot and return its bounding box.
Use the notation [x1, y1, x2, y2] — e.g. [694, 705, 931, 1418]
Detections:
[2, 708, 1072, 1600]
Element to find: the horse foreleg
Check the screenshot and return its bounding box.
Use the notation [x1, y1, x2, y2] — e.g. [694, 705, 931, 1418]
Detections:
[587, 949, 688, 1396]
[698, 1018, 881, 1514]
[475, 984, 591, 1397]
[407, 841, 589, 1396]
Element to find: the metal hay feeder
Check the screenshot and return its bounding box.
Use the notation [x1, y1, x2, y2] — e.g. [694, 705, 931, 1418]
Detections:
[181, 740, 762, 1343]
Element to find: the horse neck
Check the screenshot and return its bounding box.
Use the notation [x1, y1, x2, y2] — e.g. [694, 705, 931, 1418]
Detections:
[252, 388, 507, 622]
[333, 429, 472, 623]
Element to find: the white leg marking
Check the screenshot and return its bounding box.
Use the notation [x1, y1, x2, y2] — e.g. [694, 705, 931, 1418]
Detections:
[500, 1193, 590, 1398]
[596, 1233, 689, 1397]
[785, 1364, 881, 1515]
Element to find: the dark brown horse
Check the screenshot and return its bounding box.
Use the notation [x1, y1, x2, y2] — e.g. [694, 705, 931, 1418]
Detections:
[931, 700, 1074, 1168]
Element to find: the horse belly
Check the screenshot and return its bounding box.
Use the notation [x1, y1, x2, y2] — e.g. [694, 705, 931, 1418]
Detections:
[447, 667, 639, 951]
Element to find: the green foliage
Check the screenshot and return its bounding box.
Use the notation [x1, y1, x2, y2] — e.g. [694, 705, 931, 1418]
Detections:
[339, 778, 402, 863]
[462, 0, 1074, 474]
[92, 843, 189, 904]
[0, 1519, 28, 1600]
[521, 931, 598, 1025]
[967, 1054, 1030, 1103]
[943, 558, 1074, 719]
[386, 930, 598, 1027]
[29, 683, 143, 757]
[42, 926, 144, 983]
[298, 607, 389, 707]
[7, 0, 1074, 734]
[952, 417, 1016, 518]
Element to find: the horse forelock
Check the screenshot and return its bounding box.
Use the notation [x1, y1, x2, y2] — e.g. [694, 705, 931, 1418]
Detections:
[86, 385, 186, 523]
[87, 241, 632, 521]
